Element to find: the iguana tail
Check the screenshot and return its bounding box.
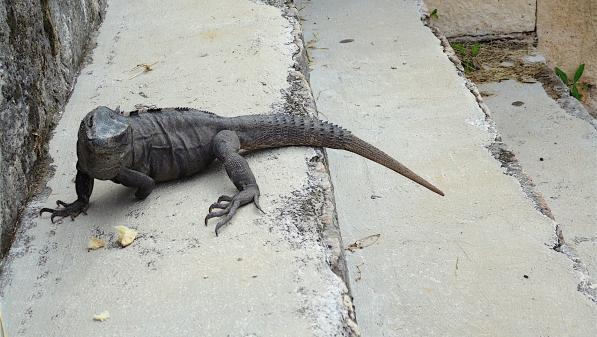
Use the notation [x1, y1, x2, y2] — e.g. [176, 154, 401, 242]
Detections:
[233, 114, 444, 196]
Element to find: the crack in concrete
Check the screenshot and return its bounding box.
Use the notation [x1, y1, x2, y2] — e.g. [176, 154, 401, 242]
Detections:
[486, 143, 555, 220]
[266, 152, 358, 336]
[419, 3, 597, 304]
[555, 241, 597, 303]
[270, 2, 359, 335]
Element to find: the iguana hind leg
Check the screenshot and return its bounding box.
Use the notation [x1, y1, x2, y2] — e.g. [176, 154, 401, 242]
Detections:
[205, 130, 263, 236]
[40, 169, 94, 223]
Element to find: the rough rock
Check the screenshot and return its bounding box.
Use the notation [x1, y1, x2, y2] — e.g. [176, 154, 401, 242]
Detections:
[423, 0, 535, 37]
[0, 0, 106, 255]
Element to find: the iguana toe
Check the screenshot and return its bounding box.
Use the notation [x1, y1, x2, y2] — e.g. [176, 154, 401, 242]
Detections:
[253, 194, 264, 214]
[204, 207, 232, 226]
[214, 201, 241, 236]
[40, 199, 89, 224]
[204, 185, 262, 236]
[217, 195, 233, 202]
[209, 201, 229, 212]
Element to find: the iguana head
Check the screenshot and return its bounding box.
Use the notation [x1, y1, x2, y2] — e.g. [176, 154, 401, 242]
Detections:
[77, 106, 132, 179]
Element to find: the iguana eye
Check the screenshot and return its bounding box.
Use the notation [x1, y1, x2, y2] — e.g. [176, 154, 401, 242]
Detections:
[88, 116, 94, 128]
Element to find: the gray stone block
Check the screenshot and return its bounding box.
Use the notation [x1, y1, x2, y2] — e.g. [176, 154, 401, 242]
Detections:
[0, 0, 106, 255]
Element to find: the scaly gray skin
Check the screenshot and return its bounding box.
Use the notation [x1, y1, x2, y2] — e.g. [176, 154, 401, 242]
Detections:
[41, 106, 444, 235]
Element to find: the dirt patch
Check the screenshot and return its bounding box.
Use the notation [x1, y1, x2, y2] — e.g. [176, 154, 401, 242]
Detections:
[451, 38, 543, 83]
[450, 37, 596, 117]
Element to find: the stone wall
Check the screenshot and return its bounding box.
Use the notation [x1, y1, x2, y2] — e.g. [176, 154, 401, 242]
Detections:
[0, 0, 106, 255]
[424, 0, 536, 37]
[537, 1, 597, 95]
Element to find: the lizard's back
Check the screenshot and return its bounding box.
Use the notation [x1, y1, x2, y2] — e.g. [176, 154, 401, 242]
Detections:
[127, 108, 224, 181]
[118, 107, 442, 195]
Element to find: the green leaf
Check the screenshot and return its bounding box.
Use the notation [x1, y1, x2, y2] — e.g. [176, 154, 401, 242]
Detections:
[571, 84, 582, 100]
[430, 9, 439, 19]
[555, 67, 568, 85]
[471, 43, 481, 57]
[463, 60, 477, 73]
[452, 43, 466, 55]
[573, 64, 585, 83]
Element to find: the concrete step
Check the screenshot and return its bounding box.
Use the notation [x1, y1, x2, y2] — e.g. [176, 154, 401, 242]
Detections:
[0, 1, 354, 336]
[300, 0, 597, 336]
[479, 79, 597, 297]
[1, 0, 595, 336]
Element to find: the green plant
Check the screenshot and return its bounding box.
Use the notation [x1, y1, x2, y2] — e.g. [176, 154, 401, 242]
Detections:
[451, 42, 481, 73]
[470, 43, 480, 57]
[555, 64, 585, 100]
[430, 9, 439, 19]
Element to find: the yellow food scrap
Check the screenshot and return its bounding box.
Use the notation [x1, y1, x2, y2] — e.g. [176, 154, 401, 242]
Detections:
[114, 226, 138, 247]
[87, 237, 106, 250]
[93, 310, 110, 322]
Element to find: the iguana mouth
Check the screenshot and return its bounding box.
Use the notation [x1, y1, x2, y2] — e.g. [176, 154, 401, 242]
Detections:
[80, 140, 127, 179]
[84, 156, 122, 180]
[85, 128, 130, 152]
[87, 141, 123, 154]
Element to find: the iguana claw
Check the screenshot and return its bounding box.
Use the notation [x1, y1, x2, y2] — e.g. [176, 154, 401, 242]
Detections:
[204, 186, 263, 236]
[40, 199, 89, 224]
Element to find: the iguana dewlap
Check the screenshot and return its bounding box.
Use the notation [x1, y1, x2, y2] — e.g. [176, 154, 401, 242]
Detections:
[41, 106, 444, 235]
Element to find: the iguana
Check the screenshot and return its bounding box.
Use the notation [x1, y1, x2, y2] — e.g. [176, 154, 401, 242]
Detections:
[40, 106, 444, 235]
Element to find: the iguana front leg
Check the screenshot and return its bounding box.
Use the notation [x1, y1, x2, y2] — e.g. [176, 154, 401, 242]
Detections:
[112, 168, 155, 199]
[40, 169, 94, 223]
[205, 130, 263, 236]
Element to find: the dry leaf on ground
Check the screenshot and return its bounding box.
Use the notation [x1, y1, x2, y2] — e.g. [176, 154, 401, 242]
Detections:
[346, 234, 381, 252]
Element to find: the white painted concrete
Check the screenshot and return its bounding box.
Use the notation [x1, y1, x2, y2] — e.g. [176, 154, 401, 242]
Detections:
[300, 0, 597, 336]
[0, 1, 350, 336]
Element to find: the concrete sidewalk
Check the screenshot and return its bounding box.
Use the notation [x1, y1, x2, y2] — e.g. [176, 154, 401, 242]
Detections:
[0, 1, 353, 336]
[1, 0, 596, 336]
[479, 80, 597, 295]
[301, 0, 596, 336]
